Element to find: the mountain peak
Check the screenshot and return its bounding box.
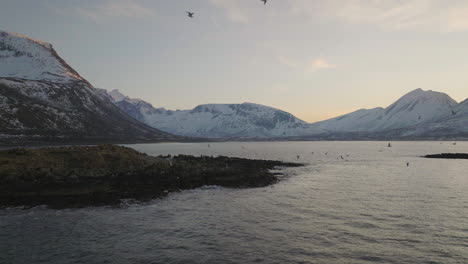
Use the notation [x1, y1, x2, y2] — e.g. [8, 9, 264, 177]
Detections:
[0, 30, 53, 50]
[392, 89, 457, 109]
[108, 89, 129, 102]
[106, 91, 323, 138]
[0, 30, 84, 83]
[314, 88, 459, 132]
[0, 30, 173, 144]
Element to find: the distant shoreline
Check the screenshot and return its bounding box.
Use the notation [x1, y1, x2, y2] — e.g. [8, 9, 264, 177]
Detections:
[1, 138, 467, 149]
[424, 153, 468, 159]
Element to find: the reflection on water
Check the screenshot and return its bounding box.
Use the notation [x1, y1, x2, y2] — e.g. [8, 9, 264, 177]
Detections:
[1, 142, 468, 264]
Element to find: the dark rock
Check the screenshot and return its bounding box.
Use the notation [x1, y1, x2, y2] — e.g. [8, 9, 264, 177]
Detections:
[0, 145, 302, 208]
[424, 153, 468, 159]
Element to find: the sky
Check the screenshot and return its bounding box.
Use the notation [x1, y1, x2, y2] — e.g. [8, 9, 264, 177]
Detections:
[1, 0, 468, 122]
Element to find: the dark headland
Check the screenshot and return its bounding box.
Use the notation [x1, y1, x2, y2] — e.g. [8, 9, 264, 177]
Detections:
[424, 153, 468, 159]
[0, 145, 302, 208]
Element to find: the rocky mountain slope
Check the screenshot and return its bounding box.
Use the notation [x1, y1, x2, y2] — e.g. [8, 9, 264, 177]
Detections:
[107, 90, 325, 138]
[0, 30, 175, 145]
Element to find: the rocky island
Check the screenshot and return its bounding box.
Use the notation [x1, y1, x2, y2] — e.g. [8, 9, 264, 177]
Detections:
[0, 145, 302, 208]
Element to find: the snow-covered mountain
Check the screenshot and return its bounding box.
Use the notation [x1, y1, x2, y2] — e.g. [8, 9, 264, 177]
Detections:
[108, 88, 468, 140]
[454, 98, 468, 116]
[0, 31, 85, 83]
[0, 30, 175, 145]
[378, 97, 468, 139]
[107, 90, 325, 138]
[313, 88, 458, 132]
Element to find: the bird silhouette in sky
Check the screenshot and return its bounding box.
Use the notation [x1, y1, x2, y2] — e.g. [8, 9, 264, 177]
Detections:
[186, 11, 194, 18]
[261, 0, 268, 5]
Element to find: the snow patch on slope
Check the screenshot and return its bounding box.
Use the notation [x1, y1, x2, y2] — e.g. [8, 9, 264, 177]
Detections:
[108, 89, 128, 102]
[107, 91, 325, 138]
[0, 30, 83, 82]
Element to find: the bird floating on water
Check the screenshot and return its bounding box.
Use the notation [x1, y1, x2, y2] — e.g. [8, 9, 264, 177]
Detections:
[406, 162, 410, 167]
[186, 11, 194, 18]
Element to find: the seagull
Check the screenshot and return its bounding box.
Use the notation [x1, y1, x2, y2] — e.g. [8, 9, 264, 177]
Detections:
[186, 11, 194, 18]
[261, 0, 268, 5]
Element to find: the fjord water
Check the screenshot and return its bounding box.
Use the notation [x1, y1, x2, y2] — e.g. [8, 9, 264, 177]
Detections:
[1, 142, 468, 264]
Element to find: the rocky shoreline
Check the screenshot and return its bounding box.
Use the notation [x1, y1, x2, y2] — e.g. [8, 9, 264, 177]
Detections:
[0, 145, 302, 208]
[424, 153, 468, 159]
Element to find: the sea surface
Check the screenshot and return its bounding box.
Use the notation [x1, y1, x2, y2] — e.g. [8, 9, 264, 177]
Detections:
[1, 141, 468, 264]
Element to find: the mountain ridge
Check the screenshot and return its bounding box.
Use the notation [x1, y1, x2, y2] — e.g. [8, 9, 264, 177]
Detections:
[0, 30, 176, 145]
[2, 30, 467, 142]
[313, 88, 458, 132]
[108, 88, 467, 140]
[107, 89, 326, 138]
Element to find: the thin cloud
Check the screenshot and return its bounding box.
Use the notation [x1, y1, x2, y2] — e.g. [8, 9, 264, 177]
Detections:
[278, 56, 336, 73]
[308, 58, 337, 73]
[50, 0, 153, 21]
[209, 0, 250, 23]
[288, 0, 468, 32]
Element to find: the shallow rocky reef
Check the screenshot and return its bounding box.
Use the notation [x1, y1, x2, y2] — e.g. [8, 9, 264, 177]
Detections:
[0, 144, 302, 208]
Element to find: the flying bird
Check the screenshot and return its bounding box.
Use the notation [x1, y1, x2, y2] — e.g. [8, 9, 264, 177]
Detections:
[186, 11, 194, 18]
[261, 0, 268, 5]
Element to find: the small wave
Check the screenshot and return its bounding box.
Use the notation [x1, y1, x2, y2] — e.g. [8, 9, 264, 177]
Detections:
[118, 199, 143, 208]
[197, 185, 225, 190]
